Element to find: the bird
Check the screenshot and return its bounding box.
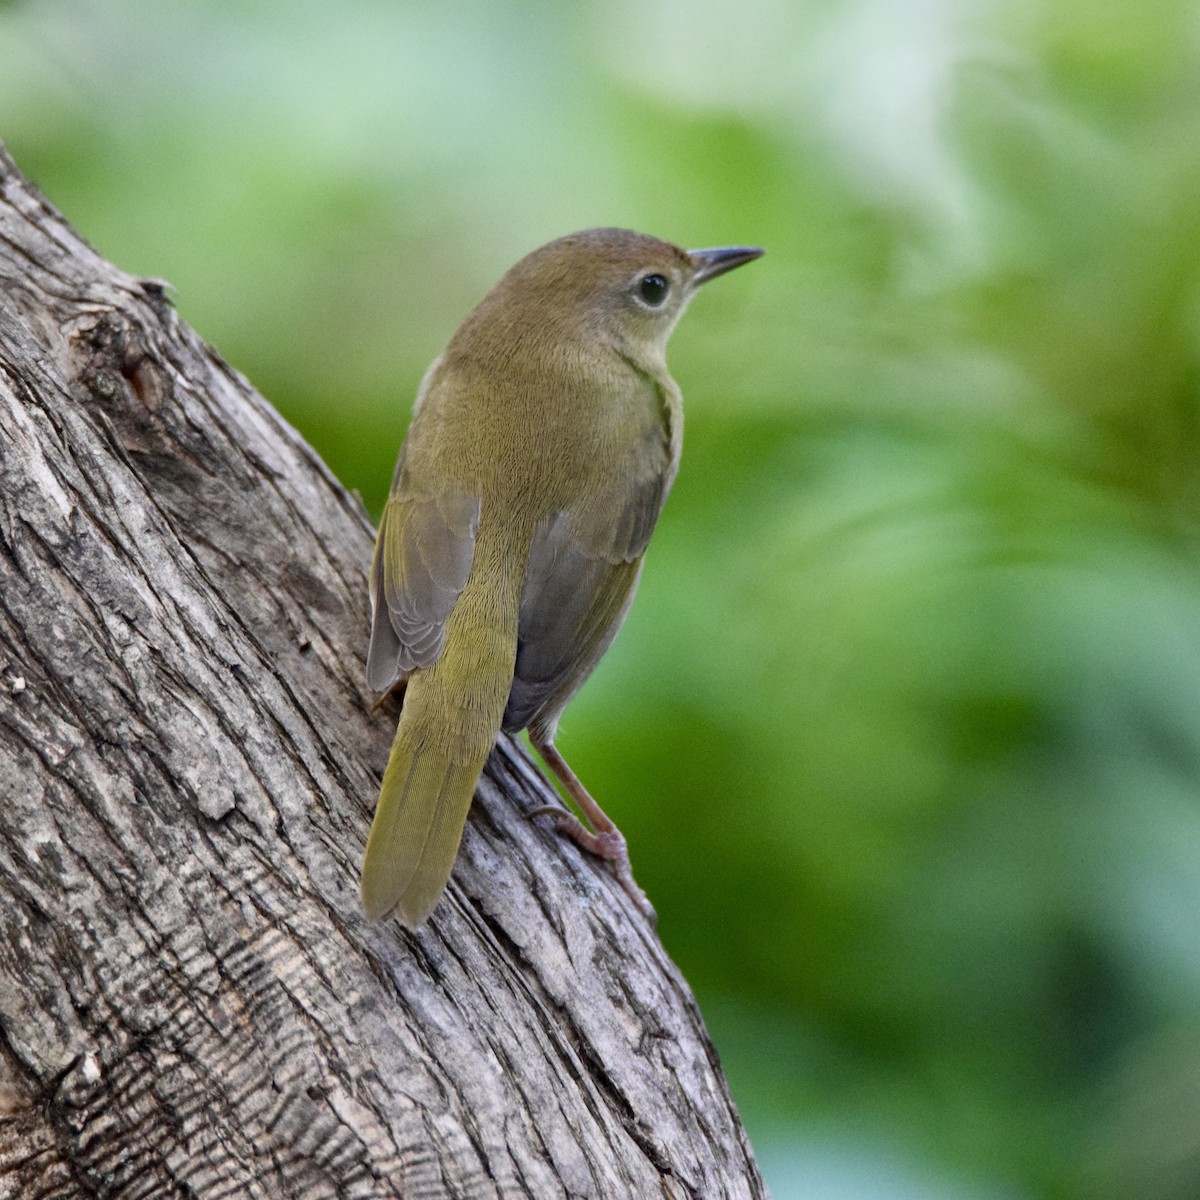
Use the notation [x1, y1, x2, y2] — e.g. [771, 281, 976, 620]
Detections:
[362, 227, 762, 928]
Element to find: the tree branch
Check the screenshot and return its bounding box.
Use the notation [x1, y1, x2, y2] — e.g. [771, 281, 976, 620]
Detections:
[0, 144, 765, 1198]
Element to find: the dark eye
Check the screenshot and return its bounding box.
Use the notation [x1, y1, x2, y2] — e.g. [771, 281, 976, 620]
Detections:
[638, 273, 670, 306]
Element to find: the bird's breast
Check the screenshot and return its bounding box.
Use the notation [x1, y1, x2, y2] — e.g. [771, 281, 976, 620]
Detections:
[425, 351, 667, 518]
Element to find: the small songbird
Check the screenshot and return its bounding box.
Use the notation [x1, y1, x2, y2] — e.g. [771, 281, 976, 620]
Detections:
[362, 227, 762, 927]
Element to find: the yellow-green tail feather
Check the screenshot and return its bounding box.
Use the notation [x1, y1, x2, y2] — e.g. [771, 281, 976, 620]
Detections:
[361, 721, 490, 925]
[361, 567, 518, 927]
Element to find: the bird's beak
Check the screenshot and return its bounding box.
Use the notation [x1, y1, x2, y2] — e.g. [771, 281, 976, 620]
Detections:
[687, 245, 764, 286]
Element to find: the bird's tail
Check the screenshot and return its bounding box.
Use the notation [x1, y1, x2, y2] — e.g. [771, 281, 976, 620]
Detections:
[361, 587, 516, 927]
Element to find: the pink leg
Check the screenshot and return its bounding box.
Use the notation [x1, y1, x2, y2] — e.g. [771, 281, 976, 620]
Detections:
[528, 729, 656, 925]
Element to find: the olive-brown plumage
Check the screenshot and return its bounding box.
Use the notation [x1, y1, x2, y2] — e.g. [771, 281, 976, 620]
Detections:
[363, 227, 762, 927]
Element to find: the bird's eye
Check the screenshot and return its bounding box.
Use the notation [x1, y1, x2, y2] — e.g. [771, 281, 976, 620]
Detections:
[637, 274, 670, 306]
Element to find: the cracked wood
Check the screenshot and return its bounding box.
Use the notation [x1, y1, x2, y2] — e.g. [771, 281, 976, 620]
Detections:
[0, 144, 766, 1199]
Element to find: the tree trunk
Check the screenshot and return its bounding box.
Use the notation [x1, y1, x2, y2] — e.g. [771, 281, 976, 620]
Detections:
[0, 145, 766, 1199]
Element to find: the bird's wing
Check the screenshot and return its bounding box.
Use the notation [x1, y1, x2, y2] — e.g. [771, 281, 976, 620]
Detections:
[366, 469, 481, 694]
[503, 412, 675, 733]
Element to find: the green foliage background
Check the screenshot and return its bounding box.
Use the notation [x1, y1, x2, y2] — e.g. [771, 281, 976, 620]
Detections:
[4, 1, 1200, 1195]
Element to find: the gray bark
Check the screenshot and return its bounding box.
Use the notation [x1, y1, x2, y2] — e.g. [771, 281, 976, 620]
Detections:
[0, 145, 766, 1198]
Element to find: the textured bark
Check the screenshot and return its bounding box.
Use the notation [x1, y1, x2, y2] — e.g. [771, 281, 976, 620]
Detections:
[0, 145, 765, 1199]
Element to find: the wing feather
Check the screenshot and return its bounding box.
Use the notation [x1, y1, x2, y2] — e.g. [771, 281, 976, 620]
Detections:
[503, 418, 672, 732]
[366, 483, 480, 694]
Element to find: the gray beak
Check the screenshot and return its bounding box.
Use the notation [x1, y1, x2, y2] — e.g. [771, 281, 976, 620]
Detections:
[688, 244, 764, 286]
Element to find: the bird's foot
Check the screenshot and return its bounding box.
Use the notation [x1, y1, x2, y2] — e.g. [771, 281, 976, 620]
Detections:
[528, 803, 657, 926]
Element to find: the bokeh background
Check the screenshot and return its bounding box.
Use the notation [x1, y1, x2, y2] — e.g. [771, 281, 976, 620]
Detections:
[5, 0, 1200, 1196]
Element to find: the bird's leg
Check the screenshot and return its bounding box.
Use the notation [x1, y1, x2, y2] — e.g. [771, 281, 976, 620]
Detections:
[527, 737, 623, 858]
[527, 729, 656, 925]
[369, 680, 407, 715]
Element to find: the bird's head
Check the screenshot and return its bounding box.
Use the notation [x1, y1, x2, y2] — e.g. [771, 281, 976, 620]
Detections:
[452, 227, 762, 375]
